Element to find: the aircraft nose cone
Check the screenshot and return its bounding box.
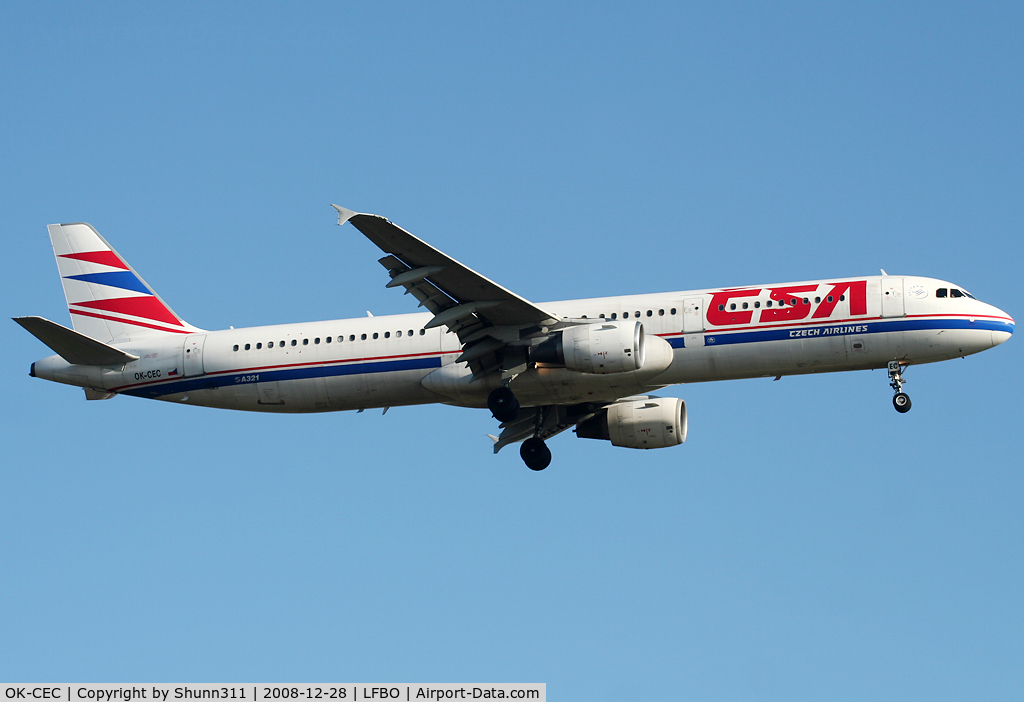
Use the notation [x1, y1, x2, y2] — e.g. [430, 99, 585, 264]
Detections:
[990, 305, 1013, 346]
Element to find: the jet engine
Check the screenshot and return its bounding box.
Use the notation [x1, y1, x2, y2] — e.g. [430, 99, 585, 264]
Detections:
[575, 397, 688, 449]
[532, 321, 644, 374]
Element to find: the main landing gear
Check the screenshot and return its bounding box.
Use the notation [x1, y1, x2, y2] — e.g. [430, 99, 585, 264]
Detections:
[488, 386, 520, 422]
[489, 386, 552, 471]
[520, 437, 552, 471]
[888, 360, 912, 413]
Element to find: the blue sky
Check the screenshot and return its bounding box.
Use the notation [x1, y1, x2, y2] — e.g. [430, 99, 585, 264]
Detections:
[2, 2, 1022, 698]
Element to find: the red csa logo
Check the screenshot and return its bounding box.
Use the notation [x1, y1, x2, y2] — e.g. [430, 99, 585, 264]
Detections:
[706, 281, 867, 327]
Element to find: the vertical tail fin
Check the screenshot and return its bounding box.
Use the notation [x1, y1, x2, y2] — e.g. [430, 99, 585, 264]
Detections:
[48, 222, 202, 343]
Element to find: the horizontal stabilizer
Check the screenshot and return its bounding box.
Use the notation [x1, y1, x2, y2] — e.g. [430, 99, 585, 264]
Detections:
[13, 316, 139, 366]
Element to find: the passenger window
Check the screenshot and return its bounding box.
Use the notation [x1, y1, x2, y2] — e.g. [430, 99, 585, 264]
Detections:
[815, 297, 821, 304]
[827, 295, 834, 303]
[268, 341, 274, 348]
[396, 330, 402, 337]
[951, 289, 964, 298]
[647, 310, 653, 317]
[790, 298, 798, 305]
[373, 332, 379, 339]
[419, 329, 425, 335]
[754, 301, 760, 308]
[840, 295, 845, 302]
[802, 298, 809, 305]
[326, 337, 332, 343]
[256, 343, 262, 349]
[659, 309, 665, 316]
[314, 338, 320, 344]
[384, 331, 391, 338]
[623, 311, 630, 318]
[233, 345, 239, 351]
[409, 330, 414, 336]
[767, 300, 773, 307]
[670, 308, 677, 315]
[718, 304, 725, 311]
[350, 335, 356, 341]
[742, 302, 748, 310]
[303, 338, 309, 346]
[244, 343, 250, 350]
[729, 303, 736, 311]
[611, 313, 617, 319]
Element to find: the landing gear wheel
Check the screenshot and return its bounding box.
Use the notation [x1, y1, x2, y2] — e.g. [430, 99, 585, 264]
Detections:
[520, 437, 552, 471]
[893, 392, 912, 413]
[887, 361, 912, 414]
[488, 386, 520, 422]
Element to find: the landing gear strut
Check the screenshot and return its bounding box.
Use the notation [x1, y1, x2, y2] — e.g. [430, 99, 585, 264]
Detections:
[488, 386, 520, 422]
[520, 437, 551, 471]
[888, 360, 912, 413]
[488, 387, 551, 470]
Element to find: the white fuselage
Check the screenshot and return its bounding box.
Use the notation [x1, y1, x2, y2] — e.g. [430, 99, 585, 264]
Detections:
[31, 275, 1014, 412]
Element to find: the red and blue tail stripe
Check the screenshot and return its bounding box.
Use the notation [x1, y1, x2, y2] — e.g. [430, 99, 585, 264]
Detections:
[49, 222, 201, 341]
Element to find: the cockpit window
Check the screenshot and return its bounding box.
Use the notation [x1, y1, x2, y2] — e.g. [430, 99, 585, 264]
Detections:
[936, 288, 947, 298]
[950, 289, 964, 298]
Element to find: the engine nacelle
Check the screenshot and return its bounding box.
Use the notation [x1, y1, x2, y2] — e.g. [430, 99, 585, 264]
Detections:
[532, 321, 644, 374]
[576, 397, 688, 449]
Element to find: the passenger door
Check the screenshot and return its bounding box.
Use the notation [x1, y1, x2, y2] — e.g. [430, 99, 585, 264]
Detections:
[183, 335, 206, 377]
[881, 278, 905, 318]
[682, 297, 705, 348]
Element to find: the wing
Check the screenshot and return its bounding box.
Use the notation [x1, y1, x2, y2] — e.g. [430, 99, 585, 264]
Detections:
[334, 205, 562, 380]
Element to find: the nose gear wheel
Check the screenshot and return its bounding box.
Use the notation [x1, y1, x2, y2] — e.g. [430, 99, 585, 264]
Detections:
[887, 361, 911, 413]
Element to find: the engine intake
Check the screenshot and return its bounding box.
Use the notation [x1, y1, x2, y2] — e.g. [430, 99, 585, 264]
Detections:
[576, 397, 688, 449]
[532, 321, 645, 374]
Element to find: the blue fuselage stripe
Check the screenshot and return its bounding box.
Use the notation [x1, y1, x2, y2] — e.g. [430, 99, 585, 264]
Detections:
[667, 317, 1012, 348]
[120, 356, 443, 399]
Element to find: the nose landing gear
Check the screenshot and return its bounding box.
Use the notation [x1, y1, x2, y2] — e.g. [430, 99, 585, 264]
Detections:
[888, 360, 912, 413]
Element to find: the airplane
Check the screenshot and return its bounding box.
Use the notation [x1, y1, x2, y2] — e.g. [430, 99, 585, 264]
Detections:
[16, 206, 1014, 470]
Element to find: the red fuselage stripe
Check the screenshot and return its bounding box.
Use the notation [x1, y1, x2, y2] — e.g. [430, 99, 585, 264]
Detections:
[109, 348, 458, 392]
[655, 312, 1012, 337]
